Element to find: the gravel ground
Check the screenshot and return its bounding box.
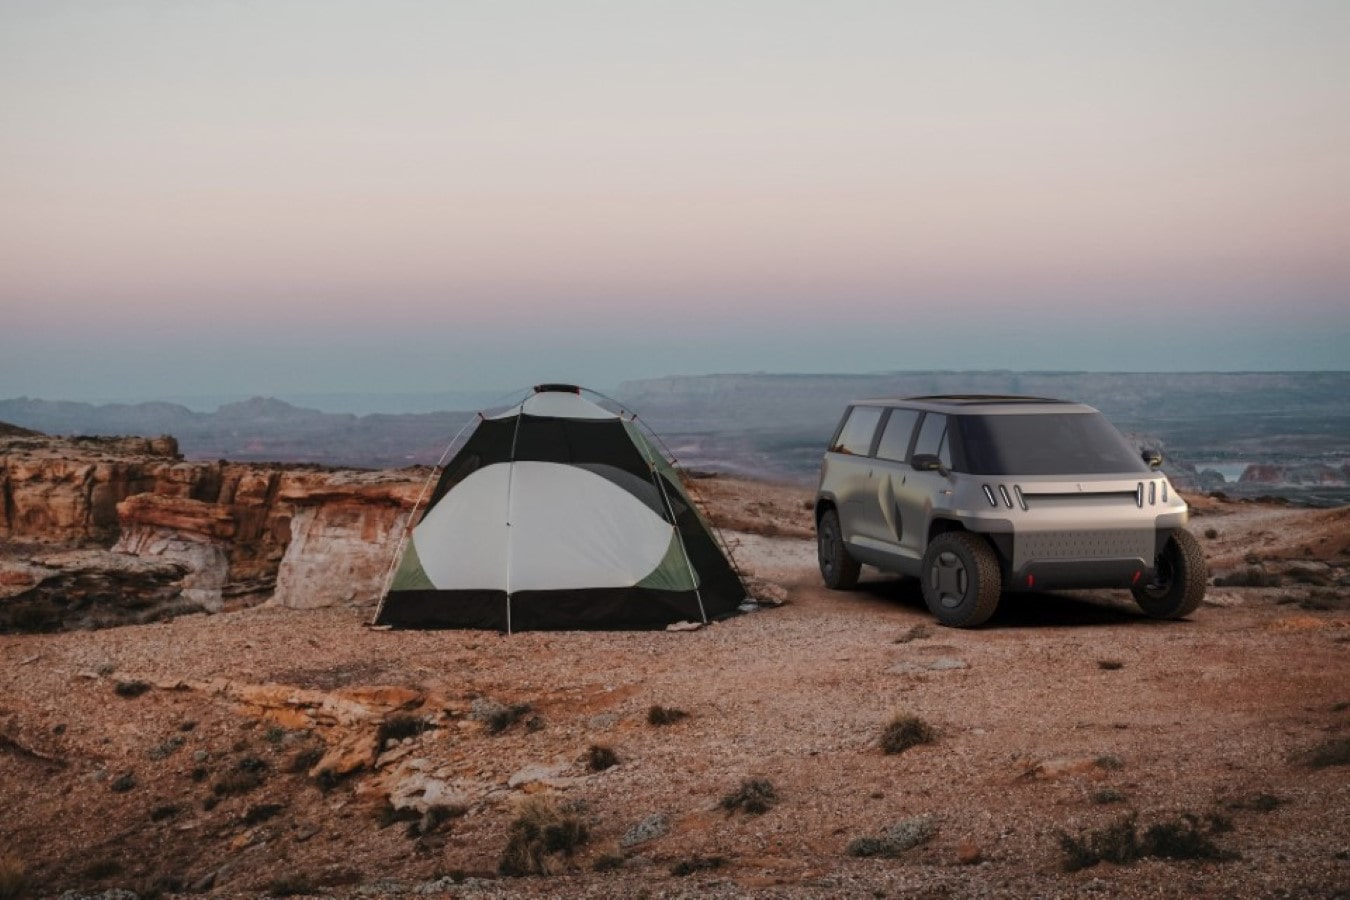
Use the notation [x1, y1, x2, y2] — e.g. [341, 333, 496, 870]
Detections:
[1, 484, 1347, 898]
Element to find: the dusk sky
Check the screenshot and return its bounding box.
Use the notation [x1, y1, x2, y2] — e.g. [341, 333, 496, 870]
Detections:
[2, 1, 1347, 406]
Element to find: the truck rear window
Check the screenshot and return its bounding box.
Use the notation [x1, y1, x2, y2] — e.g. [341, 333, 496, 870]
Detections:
[957, 413, 1148, 476]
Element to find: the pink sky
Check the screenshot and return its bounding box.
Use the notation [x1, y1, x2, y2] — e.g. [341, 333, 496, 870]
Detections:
[1, 1, 1347, 400]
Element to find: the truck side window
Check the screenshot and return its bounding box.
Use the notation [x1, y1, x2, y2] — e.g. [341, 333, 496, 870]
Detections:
[913, 413, 951, 468]
[875, 408, 920, 462]
[830, 406, 884, 456]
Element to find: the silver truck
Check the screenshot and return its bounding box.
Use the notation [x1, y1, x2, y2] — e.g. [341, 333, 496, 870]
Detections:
[815, 395, 1206, 627]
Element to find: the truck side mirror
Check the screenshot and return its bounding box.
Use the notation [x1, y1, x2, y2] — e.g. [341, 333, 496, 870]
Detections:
[1142, 449, 1163, 469]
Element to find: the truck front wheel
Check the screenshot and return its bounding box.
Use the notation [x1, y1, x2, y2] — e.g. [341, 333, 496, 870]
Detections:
[920, 532, 1002, 627]
[1132, 529, 1207, 619]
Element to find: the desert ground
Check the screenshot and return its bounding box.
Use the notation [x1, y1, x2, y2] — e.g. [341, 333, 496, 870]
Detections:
[1, 477, 1347, 898]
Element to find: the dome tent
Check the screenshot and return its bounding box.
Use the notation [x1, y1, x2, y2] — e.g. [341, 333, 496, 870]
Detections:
[373, 384, 747, 631]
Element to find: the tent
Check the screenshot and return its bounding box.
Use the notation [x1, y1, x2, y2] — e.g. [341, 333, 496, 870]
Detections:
[373, 384, 747, 631]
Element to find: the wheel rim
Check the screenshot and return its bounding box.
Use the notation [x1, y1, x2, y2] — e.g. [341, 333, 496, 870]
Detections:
[1140, 546, 1176, 599]
[929, 550, 968, 609]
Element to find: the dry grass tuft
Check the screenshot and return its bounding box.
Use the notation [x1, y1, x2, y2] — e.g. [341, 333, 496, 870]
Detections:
[880, 714, 935, 755]
[114, 680, 151, 699]
[586, 744, 619, 771]
[1304, 737, 1350, 769]
[647, 705, 689, 726]
[0, 856, 28, 900]
[1058, 813, 1234, 872]
[497, 796, 589, 877]
[720, 778, 779, 815]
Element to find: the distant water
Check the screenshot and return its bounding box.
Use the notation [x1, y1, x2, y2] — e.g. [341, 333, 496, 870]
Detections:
[1201, 463, 1252, 482]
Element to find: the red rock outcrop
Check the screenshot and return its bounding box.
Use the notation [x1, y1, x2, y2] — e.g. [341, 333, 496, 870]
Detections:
[2, 431, 425, 627]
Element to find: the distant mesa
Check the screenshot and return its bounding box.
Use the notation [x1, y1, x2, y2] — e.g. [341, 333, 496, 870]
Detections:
[0, 420, 42, 438]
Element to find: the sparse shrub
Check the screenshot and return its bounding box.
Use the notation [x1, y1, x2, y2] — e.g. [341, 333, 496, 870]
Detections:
[1097, 660, 1124, 671]
[6, 599, 60, 633]
[1091, 788, 1126, 805]
[720, 778, 779, 815]
[114, 680, 151, 699]
[1143, 816, 1230, 860]
[1214, 568, 1282, 588]
[213, 758, 266, 796]
[593, 854, 625, 872]
[488, 704, 532, 733]
[1227, 793, 1282, 812]
[178, 720, 197, 732]
[202, 796, 219, 812]
[267, 875, 313, 897]
[894, 624, 932, 644]
[264, 726, 287, 745]
[377, 714, 428, 747]
[377, 803, 422, 829]
[190, 766, 209, 783]
[150, 803, 182, 822]
[1095, 754, 1125, 770]
[314, 768, 341, 792]
[1285, 566, 1332, 586]
[289, 747, 324, 774]
[646, 705, 688, 726]
[110, 772, 136, 793]
[846, 816, 937, 858]
[587, 744, 619, 771]
[0, 856, 28, 900]
[497, 796, 590, 876]
[1058, 813, 1233, 872]
[83, 859, 123, 879]
[1204, 528, 1218, 539]
[880, 714, 935, 755]
[1305, 737, 1350, 769]
[243, 803, 284, 825]
[525, 714, 546, 732]
[406, 804, 465, 838]
[148, 736, 185, 760]
[670, 856, 725, 877]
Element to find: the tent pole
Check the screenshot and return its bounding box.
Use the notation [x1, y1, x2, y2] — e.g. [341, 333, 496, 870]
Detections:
[370, 411, 480, 626]
[502, 402, 526, 635]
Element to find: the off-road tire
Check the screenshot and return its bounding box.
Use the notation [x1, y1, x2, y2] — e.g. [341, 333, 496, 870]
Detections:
[817, 508, 862, 590]
[1132, 529, 1207, 619]
[920, 532, 1002, 627]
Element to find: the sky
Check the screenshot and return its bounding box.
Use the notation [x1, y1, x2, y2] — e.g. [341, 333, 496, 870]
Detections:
[1, 0, 1347, 407]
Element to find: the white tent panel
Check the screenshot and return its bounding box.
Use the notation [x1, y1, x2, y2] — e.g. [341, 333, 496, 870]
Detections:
[509, 462, 672, 591]
[411, 463, 512, 591]
[485, 391, 617, 421]
[409, 461, 673, 593]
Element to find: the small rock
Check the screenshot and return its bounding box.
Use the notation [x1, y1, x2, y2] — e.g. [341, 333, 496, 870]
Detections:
[926, 657, 969, 671]
[620, 812, 669, 848]
[189, 870, 217, 892]
[666, 620, 704, 632]
[294, 822, 321, 842]
[956, 839, 982, 865]
[507, 760, 568, 788]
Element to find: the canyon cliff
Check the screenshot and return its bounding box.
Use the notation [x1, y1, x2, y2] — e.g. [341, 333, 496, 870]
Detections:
[0, 428, 422, 631]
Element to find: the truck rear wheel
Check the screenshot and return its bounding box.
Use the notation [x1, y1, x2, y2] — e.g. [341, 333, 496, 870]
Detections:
[817, 508, 862, 590]
[921, 532, 1001, 627]
[1132, 529, 1206, 619]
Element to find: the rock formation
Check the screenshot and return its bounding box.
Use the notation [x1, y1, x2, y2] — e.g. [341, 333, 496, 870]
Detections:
[1, 428, 424, 630]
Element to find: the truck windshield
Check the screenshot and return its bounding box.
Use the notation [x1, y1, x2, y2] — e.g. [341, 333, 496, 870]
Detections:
[957, 413, 1149, 476]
